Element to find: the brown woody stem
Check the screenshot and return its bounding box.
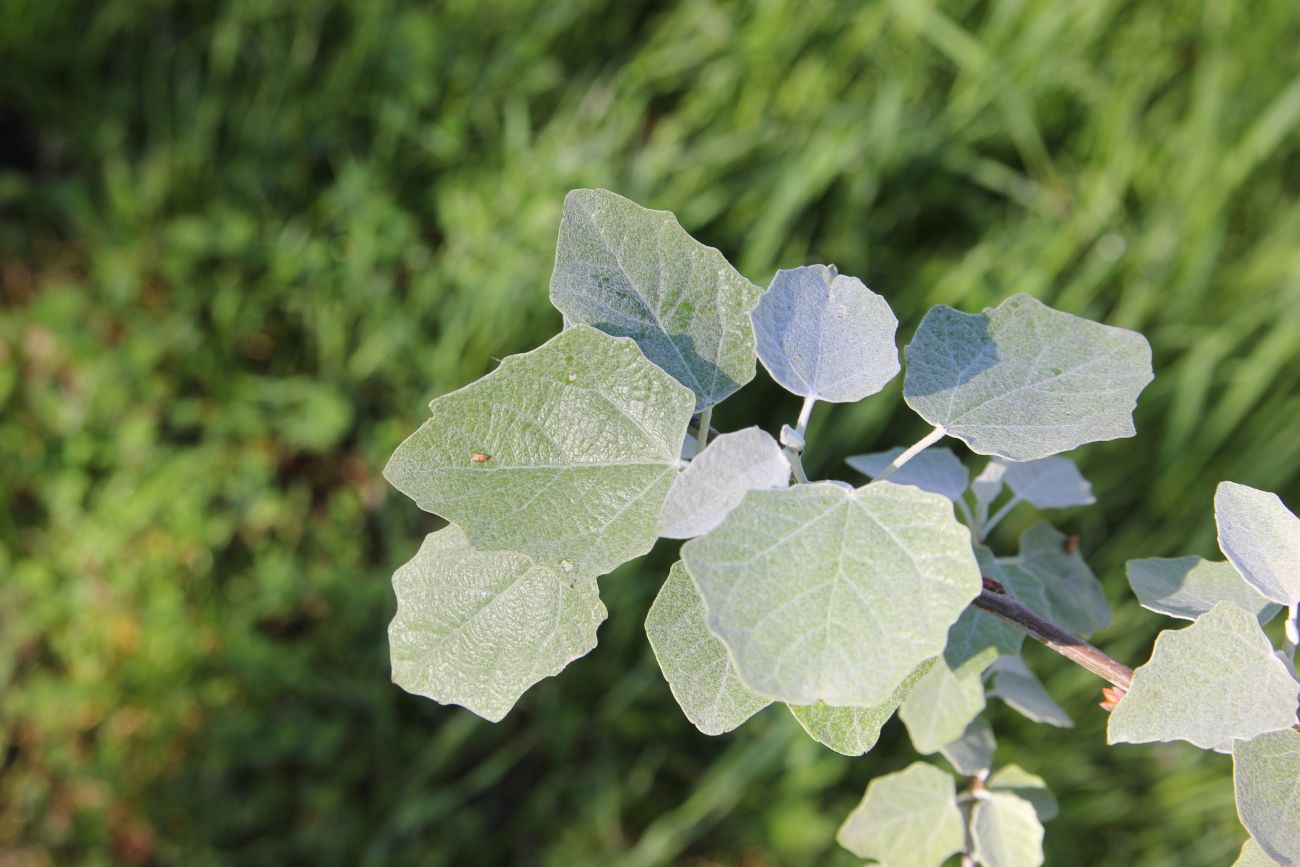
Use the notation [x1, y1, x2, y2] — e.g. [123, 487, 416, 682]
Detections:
[973, 579, 1134, 692]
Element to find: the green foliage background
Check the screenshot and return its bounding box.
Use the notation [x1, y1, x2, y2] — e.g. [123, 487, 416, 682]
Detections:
[2, 1, 1299, 864]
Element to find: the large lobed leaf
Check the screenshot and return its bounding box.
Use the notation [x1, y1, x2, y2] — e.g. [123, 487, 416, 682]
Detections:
[836, 762, 965, 867]
[389, 526, 607, 722]
[751, 264, 900, 403]
[385, 325, 694, 580]
[644, 562, 771, 736]
[903, 294, 1153, 461]
[682, 481, 981, 706]
[1215, 481, 1300, 606]
[1234, 729, 1300, 865]
[549, 188, 764, 411]
[1108, 602, 1299, 750]
[1126, 556, 1281, 624]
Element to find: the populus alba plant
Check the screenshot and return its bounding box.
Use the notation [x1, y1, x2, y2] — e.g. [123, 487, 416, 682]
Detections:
[384, 189, 1300, 866]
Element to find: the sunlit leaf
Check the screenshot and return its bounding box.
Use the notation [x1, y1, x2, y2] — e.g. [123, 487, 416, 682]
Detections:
[659, 427, 789, 539]
[788, 660, 933, 757]
[836, 763, 964, 867]
[903, 294, 1153, 461]
[682, 481, 981, 706]
[987, 656, 1073, 728]
[971, 791, 1046, 867]
[389, 526, 606, 722]
[645, 562, 771, 735]
[940, 717, 996, 776]
[1002, 456, 1095, 508]
[549, 188, 764, 411]
[385, 325, 695, 579]
[751, 264, 900, 402]
[1108, 603, 1299, 750]
[899, 656, 987, 753]
[1234, 729, 1300, 865]
[1231, 837, 1283, 867]
[987, 765, 1058, 822]
[1126, 556, 1281, 624]
[846, 446, 970, 501]
[1215, 481, 1300, 606]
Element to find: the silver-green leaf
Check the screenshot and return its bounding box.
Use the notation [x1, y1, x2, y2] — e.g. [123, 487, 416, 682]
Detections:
[1232, 837, 1283, 867]
[385, 325, 695, 580]
[972, 460, 1008, 508]
[645, 562, 771, 735]
[659, 427, 789, 539]
[751, 264, 900, 403]
[1002, 456, 1095, 509]
[1126, 556, 1281, 625]
[1006, 522, 1110, 635]
[987, 765, 1058, 822]
[787, 660, 933, 757]
[940, 717, 997, 776]
[682, 481, 981, 706]
[1234, 729, 1300, 865]
[549, 188, 764, 411]
[899, 656, 987, 753]
[389, 526, 607, 723]
[903, 294, 1153, 461]
[836, 762, 964, 867]
[1216, 481, 1300, 606]
[971, 792, 1046, 867]
[987, 656, 1073, 728]
[846, 446, 970, 501]
[1108, 602, 1299, 750]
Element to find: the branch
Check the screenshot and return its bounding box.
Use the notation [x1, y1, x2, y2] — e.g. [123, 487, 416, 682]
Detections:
[973, 577, 1134, 692]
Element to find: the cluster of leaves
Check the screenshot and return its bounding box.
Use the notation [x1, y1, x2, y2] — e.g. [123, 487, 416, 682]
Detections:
[385, 189, 1298, 864]
[1117, 483, 1300, 866]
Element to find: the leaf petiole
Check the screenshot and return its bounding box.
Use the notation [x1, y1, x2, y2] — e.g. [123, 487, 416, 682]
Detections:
[875, 425, 946, 482]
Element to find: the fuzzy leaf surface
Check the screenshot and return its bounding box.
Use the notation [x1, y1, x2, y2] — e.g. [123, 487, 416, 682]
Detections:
[548, 188, 763, 411]
[836, 763, 964, 867]
[846, 446, 970, 501]
[899, 657, 987, 753]
[1108, 602, 1299, 750]
[787, 660, 933, 757]
[1232, 837, 1282, 867]
[659, 427, 789, 539]
[987, 656, 1073, 728]
[903, 294, 1153, 460]
[1234, 729, 1300, 865]
[1216, 481, 1300, 606]
[682, 481, 981, 706]
[385, 325, 694, 579]
[1126, 556, 1281, 624]
[1002, 456, 1095, 508]
[389, 526, 606, 722]
[972, 460, 1008, 508]
[645, 562, 771, 735]
[972, 792, 1046, 867]
[751, 264, 900, 402]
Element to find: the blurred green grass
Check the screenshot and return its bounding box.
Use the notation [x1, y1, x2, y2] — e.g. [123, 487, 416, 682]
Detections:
[1, 0, 1298, 864]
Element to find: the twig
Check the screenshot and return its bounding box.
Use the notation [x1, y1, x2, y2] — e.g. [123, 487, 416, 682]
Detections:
[972, 578, 1134, 692]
